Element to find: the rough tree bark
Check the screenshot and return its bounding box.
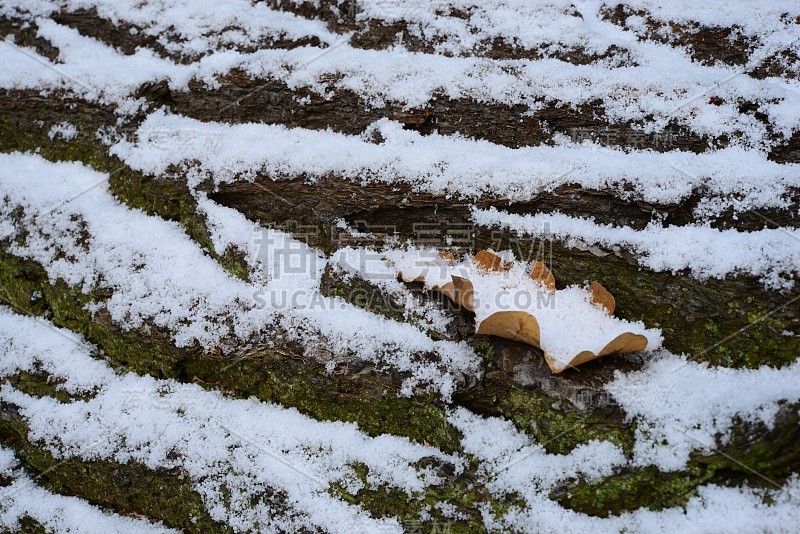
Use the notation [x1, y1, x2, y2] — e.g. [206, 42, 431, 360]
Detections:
[0, 4, 798, 531]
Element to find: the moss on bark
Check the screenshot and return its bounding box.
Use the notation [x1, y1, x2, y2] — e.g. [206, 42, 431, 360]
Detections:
[1, 75, 798, 528]
[0, 251, 462, 452]
[0, 408, 228, 532]
[551, 405, 800, 516]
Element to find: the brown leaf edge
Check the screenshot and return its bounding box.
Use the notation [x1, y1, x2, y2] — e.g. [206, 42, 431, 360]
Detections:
[545, 332, 648, 373]
[450, 275, 475, 311]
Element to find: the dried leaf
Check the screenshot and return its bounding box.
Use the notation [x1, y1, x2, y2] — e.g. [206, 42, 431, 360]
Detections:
[530, 261, 556, 290]
[599, 332, 648, 356]
[477, 311, 540, 346]
[545, 332, 648, 373]
[473, 250, 510, 272]
[438, 251, 455, 263]
[588, 281, 615, 315]
[545, 351, 594, 373]
[437, 281, 456, 302]
[389, 252, 453, 286]
[450, 275, 475, 311]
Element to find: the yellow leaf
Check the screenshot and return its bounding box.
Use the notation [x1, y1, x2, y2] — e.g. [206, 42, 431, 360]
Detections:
[438, 251, 455, 263]
[450, 275, 475, 311]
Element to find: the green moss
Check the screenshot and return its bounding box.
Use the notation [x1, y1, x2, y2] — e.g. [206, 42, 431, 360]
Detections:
[457, 374, 635, 457]
[0, 418, 228, 533]
[217, 247, 251, 282]
[6, 372, 77, 404]
[3, 88, 798, 524]
[108, 170, 252, 283]
[0, 98, 463, 452]
[7, 517, 48, 534]
[108, 172, 215, 257]
[0, 94, 119, 173]
[502, 386, 634, 456]
[552, 464, 719, 517]
[318, 265, 456, 338]
[471, 337, 496, 367]
[0, 94, 251, 282]
[183, 355, 462, 452]
[0, 251, 461, 452]
[320, 267, 409, 325]
[553, 406, 800, 516]
[329, 461, 489, 533]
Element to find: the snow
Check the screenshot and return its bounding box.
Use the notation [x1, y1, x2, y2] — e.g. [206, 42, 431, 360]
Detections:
[0, 466, 179, 533]
[2, 305, 798, 532]
[3, 0, 337, 57]
[0, 442, 174, 533]
[1, 1, 799, 529]
[201, 194, 453, 335]
[47, 121, 78, 141]
[449, 407, 800, 533]
[397, 253, 663, 370]
[473, 207, 800, 289]
[113, 111, 800, 217]
[0, 152, 480, 397]
[0, 308, 454, 532]
[355, 0, 800, 59]
[1, 12, 798, 148]
[606, 351, 800, 470]
[355, 0, 625, 57]
[0, 19, 187, 109]
[617, 0, 800, 37]
[330, 245, 453, 334]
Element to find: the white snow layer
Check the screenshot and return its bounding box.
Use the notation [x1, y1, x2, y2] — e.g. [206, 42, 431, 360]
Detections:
[0, 2, 799, 530]
[450, 407, 800, 533]
[2, 308, 800, 532]
[0, 152, 479, 397]
[8, 0, 799, 63]
[0, 308, 454, 532]
[354, 0, 800, 58]
[113, 110, 800, 217]
[0, 13, 798, 148]
[382, 250, 663, 369]
[472, 207, 800, 288]
[606, 351, 800, 470]
[0, 443, 178, 534]
[0, 470, 178, 533]
[2, 0, 338, 56]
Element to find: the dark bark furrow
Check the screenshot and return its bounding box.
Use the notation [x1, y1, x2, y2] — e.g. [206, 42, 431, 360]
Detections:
[166, 71, 799, 162]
